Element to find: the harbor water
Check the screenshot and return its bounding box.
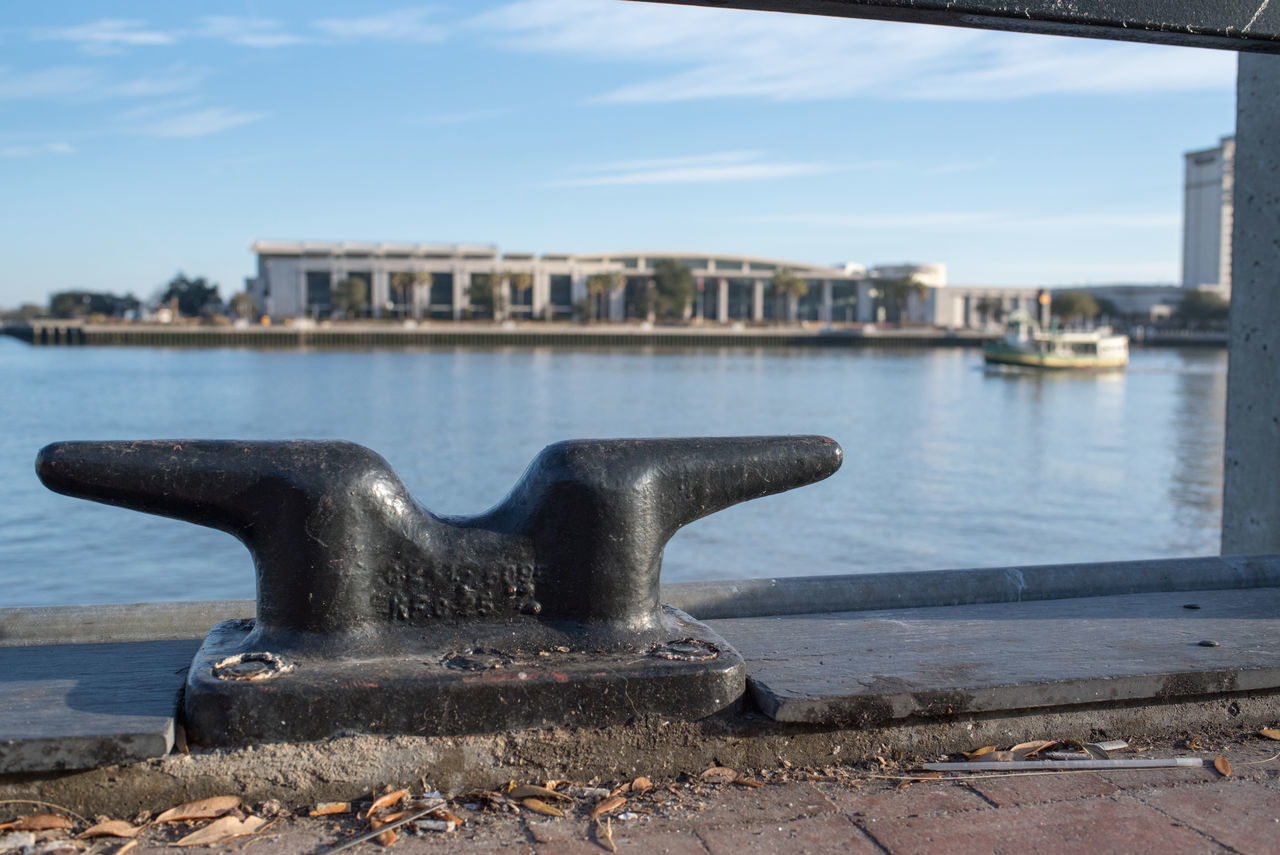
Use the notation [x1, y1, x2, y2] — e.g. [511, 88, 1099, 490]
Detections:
[0, 338, 1226, 608]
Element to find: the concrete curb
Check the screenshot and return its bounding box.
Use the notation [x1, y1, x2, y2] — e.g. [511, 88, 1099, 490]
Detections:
[4, 554, 1278, 646]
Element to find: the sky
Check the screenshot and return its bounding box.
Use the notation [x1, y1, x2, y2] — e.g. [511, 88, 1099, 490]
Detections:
[0, 1, 1239, 308]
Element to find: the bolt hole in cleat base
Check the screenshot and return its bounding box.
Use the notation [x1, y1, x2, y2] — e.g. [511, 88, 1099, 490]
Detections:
[36, 435, 842, 746]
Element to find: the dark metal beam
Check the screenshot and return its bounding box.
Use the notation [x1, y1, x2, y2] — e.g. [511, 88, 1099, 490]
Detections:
[636, 0, 1280, 53]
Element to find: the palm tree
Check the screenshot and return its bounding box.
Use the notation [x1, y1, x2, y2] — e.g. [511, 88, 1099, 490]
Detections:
[510, 271, 534, 317]
[770, 269, 809, 323]
[881, 276, 929, 323]
[974, 296, 1004, 327]
[586, 272, 624, 322]
[389, 271, 421, 319]
[486, 269, 512, 321]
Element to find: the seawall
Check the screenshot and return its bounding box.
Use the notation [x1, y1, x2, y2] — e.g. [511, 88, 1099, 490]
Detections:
[1, 321, 1225, 349]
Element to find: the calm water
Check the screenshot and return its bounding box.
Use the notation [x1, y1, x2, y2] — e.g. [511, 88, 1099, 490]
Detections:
[0, 338, 1226, 608]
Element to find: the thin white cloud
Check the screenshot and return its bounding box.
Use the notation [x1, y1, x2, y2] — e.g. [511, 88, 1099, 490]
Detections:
[35, 19, 175, 52]
[197, 17, 308, 48]
[583, 150, 763, 172]
[472, 0, 1236, 102]
[312, 8, 445, 43]
[115, 96, 204, 123]
[107, 67, 207, 98]
[419, 108, 510, 125]
[0, 141, 75, 158]
[0, 65, 203, 100]
[136, 107, 266, 138]
[553, 151, 833, 186]
[0, 65, 98, 99]
[748, 211, 1179, 230]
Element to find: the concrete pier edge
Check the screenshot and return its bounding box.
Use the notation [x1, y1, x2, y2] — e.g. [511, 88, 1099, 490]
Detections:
[6, 555, 1280, 815]
[3, 690, 1276, 817]
[3, 554, 1277, 646]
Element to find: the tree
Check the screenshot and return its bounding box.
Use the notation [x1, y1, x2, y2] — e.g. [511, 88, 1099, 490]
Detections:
[652, 259, 695, 321]
[585, 272, 624, 322]
[1095, 297, 1120, 320]
[389, 272, 424, 318]
[229, 291, 257, 320]
[1176, 290, 1229, 326]
[510, 272, 533, 304]
[49, 290, 140, 319]
[881, 276, 929, 322]
[472, 271, 509, 320]
[1051, 290, 1100, 324]
[2, 303, 45, 321]
[159, 273, 220, 317]
[332, 276, 369, 318]
[770, 269, 808, 323]
[974, 295, 1004, 326]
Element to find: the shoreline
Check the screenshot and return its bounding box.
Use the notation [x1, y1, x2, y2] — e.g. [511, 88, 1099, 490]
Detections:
[1, 321, 1227, 350]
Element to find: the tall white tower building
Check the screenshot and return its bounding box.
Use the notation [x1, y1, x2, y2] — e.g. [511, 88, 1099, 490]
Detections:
[1181, 136, 1235, 297]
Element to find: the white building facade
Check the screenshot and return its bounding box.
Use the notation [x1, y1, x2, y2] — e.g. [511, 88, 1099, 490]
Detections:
[1182, 136, 1235, 297]
[245, 241, 949, 325]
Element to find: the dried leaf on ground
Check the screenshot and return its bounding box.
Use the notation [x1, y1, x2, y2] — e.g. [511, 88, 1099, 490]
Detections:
[595, 816, 617, 854]
[1214, 757, 1232, 777]
[6, 814, 74, 831]
[700, 767, 738, 784]
[1259, 729, 1280, 741]
[429, 808, 465, 826]
[590, 796, 625, 819]
[309, 802, 351, 817]
[520, 798, 564, 818]
[369, 817, 398, 846]
[78, 820, 140, 839]
[733, 778, 764, 789]
[366, 789, 410, 818]
[154, 796, 241, 824]
[1011, 740, 1056, 758]
[172, 815, 268, 846]
[508, 785, 572, 802]
[962, 746, 997, 760]
[631, 777, 653, 795]
[115, 841, 138, 855]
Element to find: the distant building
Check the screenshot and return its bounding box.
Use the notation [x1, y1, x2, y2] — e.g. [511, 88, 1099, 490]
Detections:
[1182, 136, 1235, 297]
[245, 241, 946, 325]
[1055, 283, 1184, 322]
[927, 285, 1043, 329]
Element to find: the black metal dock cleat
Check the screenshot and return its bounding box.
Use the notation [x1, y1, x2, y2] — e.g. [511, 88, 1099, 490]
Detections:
[36, 436, 842, 745]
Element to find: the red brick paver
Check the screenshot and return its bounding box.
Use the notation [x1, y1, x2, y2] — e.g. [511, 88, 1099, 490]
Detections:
[861, 796, 1227, 855]
[699, 813, 881, 855]
[820, 780, 992, 819]
[1140, 781, 1280, 855]
[1100, 765, 1219, 793]
[962, 771, 1118, 806]
[684, 782, 837, 829]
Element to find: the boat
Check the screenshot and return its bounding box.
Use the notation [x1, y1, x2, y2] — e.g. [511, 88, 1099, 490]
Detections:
[983, 310, 1128, 369]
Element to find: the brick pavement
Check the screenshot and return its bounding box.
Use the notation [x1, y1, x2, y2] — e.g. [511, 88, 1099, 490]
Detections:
[6, 736, 1278, 853]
